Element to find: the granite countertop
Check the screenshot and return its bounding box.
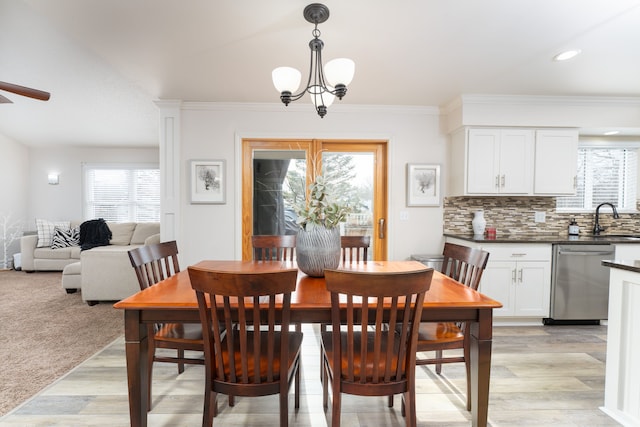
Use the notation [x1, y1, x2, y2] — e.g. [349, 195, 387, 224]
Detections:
[602, 259, 640, 273]
[444, 233, 640, 244]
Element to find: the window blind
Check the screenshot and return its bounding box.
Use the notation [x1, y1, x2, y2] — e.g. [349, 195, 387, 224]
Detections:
[83, 164, 160, 222]
[557, 147, 637, 211]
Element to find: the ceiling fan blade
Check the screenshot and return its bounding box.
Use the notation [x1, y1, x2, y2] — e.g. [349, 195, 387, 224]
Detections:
[0, 94, 12, 104]
[0, 81, 50, 101]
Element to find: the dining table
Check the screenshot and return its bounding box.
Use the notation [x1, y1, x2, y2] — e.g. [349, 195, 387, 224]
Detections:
[114, 259, 502, 427]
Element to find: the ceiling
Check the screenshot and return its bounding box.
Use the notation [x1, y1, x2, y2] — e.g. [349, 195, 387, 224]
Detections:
[2, 0, 640, 147]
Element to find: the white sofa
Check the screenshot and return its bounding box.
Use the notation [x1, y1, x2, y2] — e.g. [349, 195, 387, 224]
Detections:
[21, 221, 160, 305]
[20, 220, 83, 272]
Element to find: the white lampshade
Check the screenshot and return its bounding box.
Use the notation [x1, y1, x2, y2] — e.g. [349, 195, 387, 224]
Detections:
[272, 67, 302, 93]
[324, 58, 355, 87]
[309, 86, 335, 108]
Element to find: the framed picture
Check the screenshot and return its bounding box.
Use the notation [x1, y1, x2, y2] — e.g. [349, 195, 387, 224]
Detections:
[406, 163, 441, 206]
[190, 159, 226, 204]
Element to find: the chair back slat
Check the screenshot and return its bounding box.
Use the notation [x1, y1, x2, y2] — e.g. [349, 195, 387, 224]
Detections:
[341, 235, 370, 263]
[440, 243, 490, 334]
[325, 268, 432, 388]
[440, 242, 489, 291]
[128, 240, 180, 290]
[251, 235, 296, 261]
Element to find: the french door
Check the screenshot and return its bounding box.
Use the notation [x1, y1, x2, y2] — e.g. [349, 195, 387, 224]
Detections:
[241, 138, 388, 260]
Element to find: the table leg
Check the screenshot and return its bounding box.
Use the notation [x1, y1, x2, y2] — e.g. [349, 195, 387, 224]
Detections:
[469, 309, 493, 427]
[124, 309, 149, 427]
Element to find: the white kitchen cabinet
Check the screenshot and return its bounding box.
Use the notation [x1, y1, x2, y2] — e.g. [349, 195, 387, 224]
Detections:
[479, 244, 551, 318]
[613, 244, 640, 260]
[466, 128, 533, 195]
[444, 239, 552, 318]
[534, 129, 578, 195]
[449, 127, 579, 196]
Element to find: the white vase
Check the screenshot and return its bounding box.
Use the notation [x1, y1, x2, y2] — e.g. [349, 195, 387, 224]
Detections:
[472, 211, 486, 236]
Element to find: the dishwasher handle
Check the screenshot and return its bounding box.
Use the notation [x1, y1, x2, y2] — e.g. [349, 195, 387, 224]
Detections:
[557, 250, 614, 256]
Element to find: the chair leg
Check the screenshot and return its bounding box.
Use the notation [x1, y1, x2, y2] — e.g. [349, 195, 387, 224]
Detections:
[331, 376, 341, 427]
[203, 387, 216, 427]
[177, 349, 185, 374]
[322, 361, 328, 409]
[147, 341, 155, 411]
[464, 345, 472, 411]
[294, 360, 301, 409]
[403, 389, 417, 427]
[388, 394, 394, 407]
[435, 350, 443, 374]
[229, 395, 235, 406]
[279, 382, 289, 427]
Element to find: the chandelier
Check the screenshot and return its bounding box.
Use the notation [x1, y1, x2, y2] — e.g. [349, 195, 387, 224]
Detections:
[272, 3, 355, 118]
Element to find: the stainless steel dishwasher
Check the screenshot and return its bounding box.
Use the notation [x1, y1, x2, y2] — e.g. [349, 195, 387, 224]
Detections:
[545, 244, 614, 325]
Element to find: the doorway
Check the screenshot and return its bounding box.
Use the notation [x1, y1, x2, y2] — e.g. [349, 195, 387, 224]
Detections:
[241, 138, 388, 260]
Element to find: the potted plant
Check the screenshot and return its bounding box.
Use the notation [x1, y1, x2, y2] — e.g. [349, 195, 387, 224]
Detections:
[293, 174, 350, 277]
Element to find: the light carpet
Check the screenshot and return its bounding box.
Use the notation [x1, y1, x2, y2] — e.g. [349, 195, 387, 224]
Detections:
[0, 270, 123, 416]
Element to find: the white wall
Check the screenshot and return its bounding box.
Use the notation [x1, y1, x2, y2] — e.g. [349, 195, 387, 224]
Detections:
[175, 103, 447, 266]
[0, 135, 29, 261]
[25, 146, 159, 229]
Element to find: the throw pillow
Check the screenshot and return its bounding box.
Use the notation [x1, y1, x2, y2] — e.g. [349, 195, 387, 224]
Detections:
[51, 226, 80, 249]
[36, 219, 71, 248]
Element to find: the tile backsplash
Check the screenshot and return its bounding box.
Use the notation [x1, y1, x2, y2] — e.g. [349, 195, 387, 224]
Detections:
[443, 197, 640, 236]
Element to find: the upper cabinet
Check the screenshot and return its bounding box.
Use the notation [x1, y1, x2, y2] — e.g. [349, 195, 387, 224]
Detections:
[449, 127, 578, 196]
[533, 129, 578, 195]
[466, 128, 533, 195]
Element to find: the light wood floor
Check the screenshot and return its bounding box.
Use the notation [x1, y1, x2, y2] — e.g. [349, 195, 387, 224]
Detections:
[0, 324, 620, 426]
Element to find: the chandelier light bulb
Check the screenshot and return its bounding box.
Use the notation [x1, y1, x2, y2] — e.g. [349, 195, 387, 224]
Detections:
[309, 86, 335, 108]
[324, 58, 355, 87]
[272, 67, 302, 93]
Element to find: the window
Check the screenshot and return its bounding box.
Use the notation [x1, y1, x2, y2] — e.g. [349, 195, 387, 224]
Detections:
[83, 163, 160, 222]
[556, 145, 637, 211]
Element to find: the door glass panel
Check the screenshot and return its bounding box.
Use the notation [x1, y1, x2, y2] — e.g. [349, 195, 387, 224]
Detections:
[253, 150, 305, 236]
[244, 139, 386, 261]
[322, 151, 374, 260]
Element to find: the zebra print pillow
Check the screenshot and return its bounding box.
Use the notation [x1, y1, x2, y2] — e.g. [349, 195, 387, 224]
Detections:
[51, 226, 80, 249]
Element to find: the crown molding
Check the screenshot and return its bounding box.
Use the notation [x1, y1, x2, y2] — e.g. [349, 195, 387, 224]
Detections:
[177, 101, 439, 116]
[459, 94, 640, 107]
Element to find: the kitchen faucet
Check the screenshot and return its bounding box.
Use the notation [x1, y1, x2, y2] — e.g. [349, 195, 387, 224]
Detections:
[592, 202, 620, 235]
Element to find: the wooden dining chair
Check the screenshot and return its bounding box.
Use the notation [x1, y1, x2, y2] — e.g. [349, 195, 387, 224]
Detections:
[188, 266, 303, 427]
[251, 234, 296, 261]
[413, 242, 490, 411]
[321, 268, 433, 427]
[320, 234, 372, 332]
[128, 241, 204, 410]
[340, 235, 371, 263]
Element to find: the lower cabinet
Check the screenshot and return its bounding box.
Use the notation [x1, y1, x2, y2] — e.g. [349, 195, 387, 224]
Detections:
[480, 259, 551, 317]
[479, 244, 551, 318]
[446, 238, 552, 319]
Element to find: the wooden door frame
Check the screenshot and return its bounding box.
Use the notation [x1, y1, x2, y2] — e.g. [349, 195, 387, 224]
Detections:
[242, 138, 388, 260]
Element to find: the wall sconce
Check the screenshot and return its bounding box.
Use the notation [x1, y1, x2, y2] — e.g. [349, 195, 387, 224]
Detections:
[48, 173, 59, 185]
